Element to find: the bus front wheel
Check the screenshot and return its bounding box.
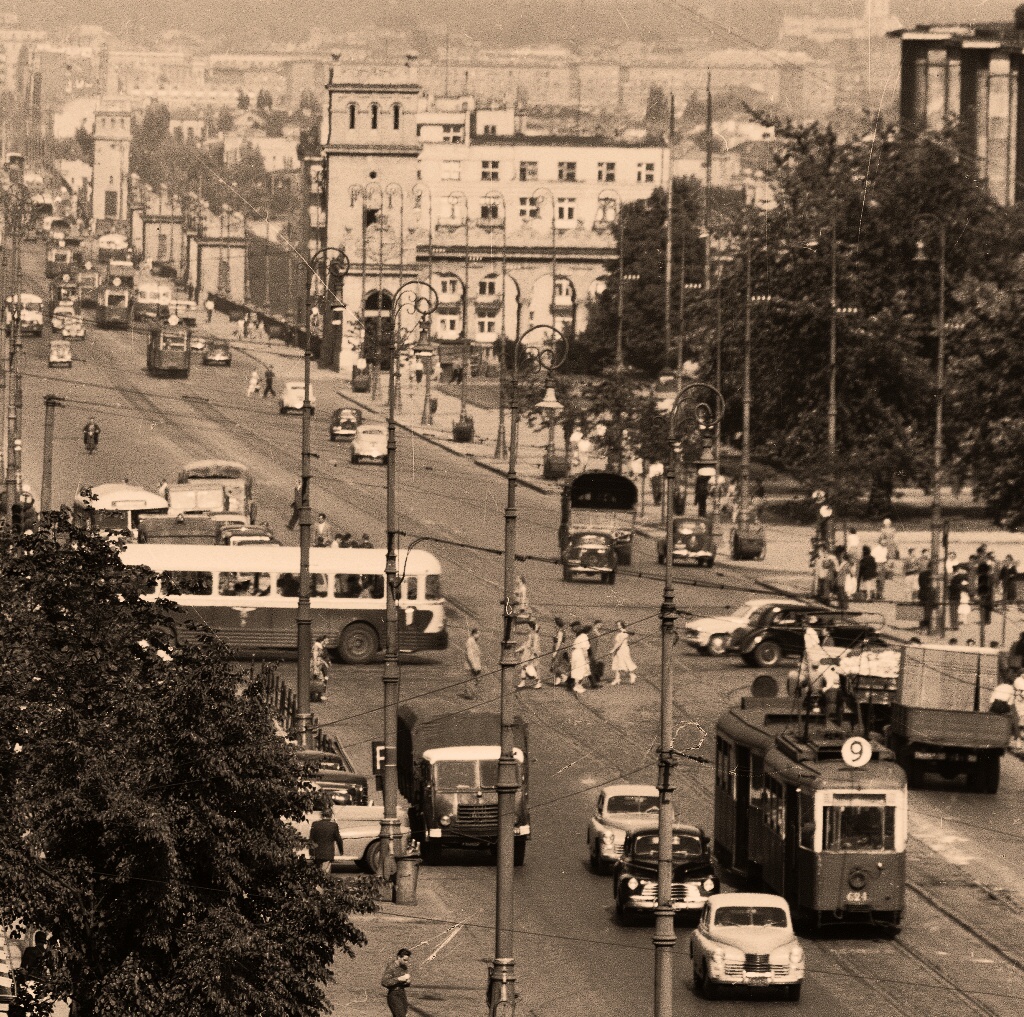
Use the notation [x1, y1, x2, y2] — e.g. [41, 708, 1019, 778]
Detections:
[338, 622, 379, 664]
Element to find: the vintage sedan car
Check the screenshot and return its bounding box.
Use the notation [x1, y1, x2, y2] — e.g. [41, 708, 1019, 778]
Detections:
[690, 893, 805, 1001]
[731, 603, 880, 667]
[279, 380, 315, 415]
[657, 518, 717, 568]
[562, 531, 616, 584]
[290, 765, 411, 872]
[50, 300, 76, 331]
[330, 407, 362, 441]
[587, 783, 659, 872]
[203, 338, 231, 365]
[684, 598, 805, 657]
[61, 315, 86, 340]
[612, 824, 718, 921]
[351, 424, 388, 464]
[48, 337, 72, 368]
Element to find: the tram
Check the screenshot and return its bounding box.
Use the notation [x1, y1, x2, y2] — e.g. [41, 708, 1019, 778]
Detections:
[95, 273, 133, 328]
[147, 321, 191, 377]
[45, 237, 81, 279]
[77, 263, 103, 307]
[96, 232, 130, 265]
[713, 694, 907, 932]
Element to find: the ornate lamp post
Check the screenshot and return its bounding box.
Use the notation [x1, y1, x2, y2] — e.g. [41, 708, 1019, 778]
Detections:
[914, 215, 948, 638]
[447, 191, 474, 437]
[378, 278, 439, 877]
[491, 323, 567, 1017]
[483, 190, 509, 459]
[295, 247, 349, 746]
[656, 382, 724, 1017]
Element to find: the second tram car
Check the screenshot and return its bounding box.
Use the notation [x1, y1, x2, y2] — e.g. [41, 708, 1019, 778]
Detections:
[147, 322, 191, 377]
[96, 274, 133, 328]
[714, 697, 907, 932]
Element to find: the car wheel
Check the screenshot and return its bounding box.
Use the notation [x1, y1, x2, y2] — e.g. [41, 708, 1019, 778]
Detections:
[702, 967, 718, 1000]
[513, 837, 526, 867]
[590, 839, 603, 873]
[278, 407, 286, 414]
[753, 640, 782, 667]
[606, 571, 616, 585]
[785, 982, 802, 1002]
[338, 622, 379, 664]
[707, 634, 728, 657]
[361, 839, 384, 874]
[562, 566, 572, 583]
[351, 452, 358, 464]
[692, 962, 705, 994]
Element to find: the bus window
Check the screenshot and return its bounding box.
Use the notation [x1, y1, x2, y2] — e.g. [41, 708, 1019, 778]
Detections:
[335, 574, 384, 599]
[164, 571, 213, 596]
[218, 572, 270, 596]
[276, 573, 327, 597]
[425, 574, 442, 600]
[404, 576, 418, 600]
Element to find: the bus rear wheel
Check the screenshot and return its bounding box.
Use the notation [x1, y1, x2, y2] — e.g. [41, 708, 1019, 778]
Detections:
[338, 622, 379, 664]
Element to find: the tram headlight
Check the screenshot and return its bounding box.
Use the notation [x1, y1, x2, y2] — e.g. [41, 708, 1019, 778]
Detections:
[439, 814, 451, 827]
[848, 869, 867, 890]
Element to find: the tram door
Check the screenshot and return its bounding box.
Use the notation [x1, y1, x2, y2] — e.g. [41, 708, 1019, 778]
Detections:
[784, 785, 800, 904]
[734, 746, 751, 872]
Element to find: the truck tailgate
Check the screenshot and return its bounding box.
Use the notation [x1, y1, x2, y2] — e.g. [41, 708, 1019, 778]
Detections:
[893, 706, 1012, 750]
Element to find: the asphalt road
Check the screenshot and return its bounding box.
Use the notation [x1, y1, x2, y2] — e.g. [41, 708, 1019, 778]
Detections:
[16, 244, 1024, 1016]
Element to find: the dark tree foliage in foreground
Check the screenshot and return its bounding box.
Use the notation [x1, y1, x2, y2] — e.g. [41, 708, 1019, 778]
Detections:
[0, 526, 376, 1017]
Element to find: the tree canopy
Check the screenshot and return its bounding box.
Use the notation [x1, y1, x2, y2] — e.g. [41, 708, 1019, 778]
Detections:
[0, 526, 376, 1017]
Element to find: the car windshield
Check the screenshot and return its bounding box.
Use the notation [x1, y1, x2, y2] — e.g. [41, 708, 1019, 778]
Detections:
[631, 833, 703, 860]
[715, 906, 789, 928]
[607, 795, 658, 814]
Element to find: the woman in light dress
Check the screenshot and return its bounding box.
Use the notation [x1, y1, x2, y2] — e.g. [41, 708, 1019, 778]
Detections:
[569, 622, 591, 695]
[610, 620, 638, 685]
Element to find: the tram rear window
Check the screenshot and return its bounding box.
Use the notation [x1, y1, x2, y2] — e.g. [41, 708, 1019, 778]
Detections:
[823, 797, 895, 852]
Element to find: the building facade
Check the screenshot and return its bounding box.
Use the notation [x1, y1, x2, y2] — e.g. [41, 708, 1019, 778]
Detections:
[893, 15, 1024, 205]
[91, 100, 132, 227]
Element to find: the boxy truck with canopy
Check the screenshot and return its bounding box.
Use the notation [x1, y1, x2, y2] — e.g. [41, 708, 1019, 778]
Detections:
[558, 471, 639, 566]
[398, 704, 530, 865]
[177, 460, 257, 522]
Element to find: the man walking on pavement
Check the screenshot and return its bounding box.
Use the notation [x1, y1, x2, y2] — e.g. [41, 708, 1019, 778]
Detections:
[263, 365, 276, 398]
[308, 805, 344, 873]
[517, 618, 543, 689]
[381, 948, 412, 1017]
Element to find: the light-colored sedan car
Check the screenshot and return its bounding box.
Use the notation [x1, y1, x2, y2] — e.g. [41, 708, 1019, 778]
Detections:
[279, 380, 315, 415]
[690, 893, 805, 1001]
[683, 598, 804, 657]
[586, 783, 659, 871]
[51, 300, 76, 331]
[62, 315, 86, 340]
[351, 424, 388, 464]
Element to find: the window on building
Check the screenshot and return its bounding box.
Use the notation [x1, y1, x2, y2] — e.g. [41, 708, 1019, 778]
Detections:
[479, 278, 496, 296]
[438, 316, 459, 333]
[554, 279, 572, 299]
[104, 191, 118, 218]
[348, 103, 356, 129]
[393, 103, 401, 130]
[482, 123, 497, 136]
[481, 160, 500, 181]
[370, 103, 379, 129]
[519, 160, 538, 181]
[480, 203, 499, 220]
[157, 232, 168, 261]
[597, 161, 616, 182]
[217, 258, 230, 294]
[637, 162, 655, 183]
[477, 315, 496, 334]
[519, 196, 539, 219]
[442, 124, 464, 144]
[556, 197, 576, 221]
[441, 160, 461, 181]
[363, 207, 378, 228]
[439, 277, 459, 296]
[558, 161, 577, 181]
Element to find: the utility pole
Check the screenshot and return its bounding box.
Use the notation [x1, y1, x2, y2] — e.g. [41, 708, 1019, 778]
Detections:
[663, 93, 674, 365]
[740, 237, 752, 520]
[40, 395, 64, 514]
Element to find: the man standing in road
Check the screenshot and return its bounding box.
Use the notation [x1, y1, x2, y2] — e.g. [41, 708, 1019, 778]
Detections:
[308, 805, 344, 873]
[204, 295, 215, 323]
[314, 512, 330, 547]
[461, 627, 483, 699]
[381, 948, 412, 1017]
[263, 365, 276, 398]
[287, 483, 302, 530]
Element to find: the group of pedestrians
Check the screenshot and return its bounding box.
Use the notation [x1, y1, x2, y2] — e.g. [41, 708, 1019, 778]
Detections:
[246, 365, 277, 398]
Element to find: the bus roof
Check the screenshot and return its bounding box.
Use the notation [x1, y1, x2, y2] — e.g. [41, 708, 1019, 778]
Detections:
[75, 484, 169, 511]
[120, 544, 443, 573]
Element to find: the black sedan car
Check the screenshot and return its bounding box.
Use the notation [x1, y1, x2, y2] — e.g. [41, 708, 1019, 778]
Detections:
[613, 824, 718, 922]
[731, 603, 881, 667]
[562, 531, 617, 584]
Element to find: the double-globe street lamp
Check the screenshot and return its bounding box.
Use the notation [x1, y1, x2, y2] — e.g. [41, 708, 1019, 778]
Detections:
[492, 323, 567, 1016]
[378, 278, 440, 876]
[294, 248, 349, 746]
[656, 382, 725, 1017]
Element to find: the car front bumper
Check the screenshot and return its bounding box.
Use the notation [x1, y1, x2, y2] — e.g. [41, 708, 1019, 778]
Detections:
[708, 963, 803, 986]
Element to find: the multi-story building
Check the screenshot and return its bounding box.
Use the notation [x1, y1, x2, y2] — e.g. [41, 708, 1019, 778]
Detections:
[321, 69, 667, 374]
[891, 11, 1024, 205]
[91, 99, 132, 228]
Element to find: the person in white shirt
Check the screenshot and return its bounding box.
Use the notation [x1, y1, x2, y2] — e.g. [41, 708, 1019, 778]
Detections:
[610, 621, 637, 685]
[569, 622, 591, 695]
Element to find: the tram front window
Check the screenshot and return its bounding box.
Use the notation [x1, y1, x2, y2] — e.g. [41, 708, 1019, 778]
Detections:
[823, 797, 895, 851]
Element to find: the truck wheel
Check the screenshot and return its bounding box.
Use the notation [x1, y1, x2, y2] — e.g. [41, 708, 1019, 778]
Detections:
[562, 565, 572, 582]
[617, 546, 632, 567]
[605, 571, 616, 586]
[513, 837, 526, 867]
[338, 622, 379, 664]
[420, 840, 442, 865]
[971, 755, 1000, 794]
[752, 641, 781, 667]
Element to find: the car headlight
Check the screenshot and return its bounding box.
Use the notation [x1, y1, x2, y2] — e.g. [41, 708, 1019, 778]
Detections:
[702, 877, 716, 893]
[626, 877, 639, 891]
[439, 814, 451, 826]
[711, 948, 726, 964]
[789, 945, 804, 964]
[609, 830, 626, 845]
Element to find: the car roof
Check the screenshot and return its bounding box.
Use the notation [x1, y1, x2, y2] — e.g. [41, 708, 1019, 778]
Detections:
[709, 892, 790, 911]
[603, 783, 659, 798]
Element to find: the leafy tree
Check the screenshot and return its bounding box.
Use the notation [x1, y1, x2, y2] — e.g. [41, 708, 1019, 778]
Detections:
[215, 108, 235, 134]
[0, 526, 377, 1017]
[256, 89, 274, 113]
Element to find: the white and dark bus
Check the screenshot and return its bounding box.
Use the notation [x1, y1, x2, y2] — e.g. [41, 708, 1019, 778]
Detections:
[119, 544, 448, 664]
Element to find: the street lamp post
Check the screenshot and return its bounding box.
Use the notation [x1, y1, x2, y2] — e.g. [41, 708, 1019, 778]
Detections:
[484, 191, 509, 459]
[657, 383, 725, 1017]
[492, 323, 567, 1017]
[914, 217, 948, 638]
[380, 279, 440, 878]
[447, 192, 472, 428]
[296, 248, 349, 747]
[740, 232, 771, 520]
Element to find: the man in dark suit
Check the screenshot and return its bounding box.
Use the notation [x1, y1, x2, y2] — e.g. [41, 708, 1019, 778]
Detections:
[308, 806, 344, 873]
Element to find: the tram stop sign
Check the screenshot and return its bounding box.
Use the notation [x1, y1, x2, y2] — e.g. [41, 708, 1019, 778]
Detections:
[841, 736, 872, 768]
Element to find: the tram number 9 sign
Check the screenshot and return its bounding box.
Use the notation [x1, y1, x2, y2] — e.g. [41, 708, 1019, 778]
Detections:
[841, 736, 872, 768]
